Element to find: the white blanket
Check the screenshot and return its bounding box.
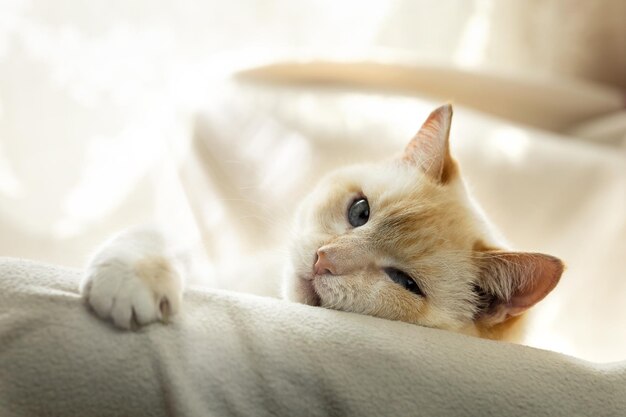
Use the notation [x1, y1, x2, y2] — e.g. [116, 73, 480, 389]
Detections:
[1, 257, 624, 417]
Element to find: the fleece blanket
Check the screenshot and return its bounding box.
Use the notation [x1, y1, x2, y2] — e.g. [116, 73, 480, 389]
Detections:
[1, 258, 624, 417]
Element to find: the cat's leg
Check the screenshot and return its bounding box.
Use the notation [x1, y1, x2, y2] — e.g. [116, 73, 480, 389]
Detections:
[80, 227, 184, 329]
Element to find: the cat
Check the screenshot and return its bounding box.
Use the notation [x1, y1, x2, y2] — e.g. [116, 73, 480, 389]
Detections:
[80, 104, 563, 342]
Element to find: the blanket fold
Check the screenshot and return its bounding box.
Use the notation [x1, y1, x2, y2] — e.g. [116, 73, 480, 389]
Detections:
[1, 258, 624, 417]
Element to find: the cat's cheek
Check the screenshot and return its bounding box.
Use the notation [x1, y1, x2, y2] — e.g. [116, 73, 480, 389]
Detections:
[288, 233, 326, 277]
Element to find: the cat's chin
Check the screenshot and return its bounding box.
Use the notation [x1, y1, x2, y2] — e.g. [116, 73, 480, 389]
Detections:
[294, 275, 321, 307]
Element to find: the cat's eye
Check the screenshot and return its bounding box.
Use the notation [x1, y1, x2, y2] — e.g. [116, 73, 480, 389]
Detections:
[348, 198, 370, 227]
[384, 268, 424, 297]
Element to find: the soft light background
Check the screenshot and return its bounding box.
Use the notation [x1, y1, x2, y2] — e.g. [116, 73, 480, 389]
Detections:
[1, 0, 625, 362]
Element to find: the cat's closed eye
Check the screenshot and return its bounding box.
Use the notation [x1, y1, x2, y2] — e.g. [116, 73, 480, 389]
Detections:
[384, 268, 424, 297]
[348, 197, 369, 227]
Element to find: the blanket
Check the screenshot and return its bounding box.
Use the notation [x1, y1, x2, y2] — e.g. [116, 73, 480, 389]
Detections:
[1, 257, 624, 417]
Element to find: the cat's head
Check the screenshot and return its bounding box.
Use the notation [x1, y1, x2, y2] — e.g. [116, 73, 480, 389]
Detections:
[284, 104, 563, 338]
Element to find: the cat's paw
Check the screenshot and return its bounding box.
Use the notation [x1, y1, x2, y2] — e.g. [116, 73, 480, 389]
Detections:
[80, 256, 183, 330]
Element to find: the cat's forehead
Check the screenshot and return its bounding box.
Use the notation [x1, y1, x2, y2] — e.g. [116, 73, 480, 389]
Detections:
[321, 162, 475, 254]
[370, 191, 465, 258]
[321, 161, 428, 197]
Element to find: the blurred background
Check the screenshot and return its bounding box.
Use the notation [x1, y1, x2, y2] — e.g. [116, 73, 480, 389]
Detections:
[0, 0, 624, 362]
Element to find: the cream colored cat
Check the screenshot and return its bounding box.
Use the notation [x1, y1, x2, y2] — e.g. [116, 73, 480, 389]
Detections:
[81, 104, 563, 342]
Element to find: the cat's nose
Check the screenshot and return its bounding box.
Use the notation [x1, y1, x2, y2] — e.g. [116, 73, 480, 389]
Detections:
[314, 249, 337, 275]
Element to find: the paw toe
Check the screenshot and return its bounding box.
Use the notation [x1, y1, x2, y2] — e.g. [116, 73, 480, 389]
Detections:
[132, 287, 159, 325]
[82, 256, 182, 329]
[111, 298, 133, 330]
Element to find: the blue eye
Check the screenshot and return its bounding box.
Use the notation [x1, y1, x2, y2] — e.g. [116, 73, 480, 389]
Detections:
[348, 198, 369, 227]
[384, 268, 424, 297]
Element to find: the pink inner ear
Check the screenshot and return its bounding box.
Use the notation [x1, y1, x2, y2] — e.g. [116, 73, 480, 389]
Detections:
[501, 253, 564, 316]
[402, 104, 452, 182]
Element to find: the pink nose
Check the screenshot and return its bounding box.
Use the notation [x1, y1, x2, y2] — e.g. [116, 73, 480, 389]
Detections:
[314, 250, 336, 275]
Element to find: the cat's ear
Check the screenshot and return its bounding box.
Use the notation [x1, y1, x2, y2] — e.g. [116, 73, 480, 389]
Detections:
[402, 104, 456, 184]
[474, 251, 564, 325]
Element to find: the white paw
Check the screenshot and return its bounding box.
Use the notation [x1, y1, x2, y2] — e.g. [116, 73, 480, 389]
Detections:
[80, 256, 182, 330]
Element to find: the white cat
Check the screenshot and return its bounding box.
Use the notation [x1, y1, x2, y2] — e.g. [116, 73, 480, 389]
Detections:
[81, 104, 563, 341]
